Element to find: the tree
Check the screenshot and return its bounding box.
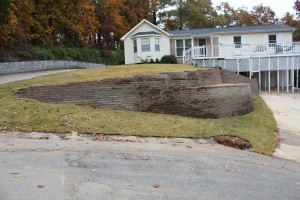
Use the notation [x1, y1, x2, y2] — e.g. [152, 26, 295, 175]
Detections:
[0, 0, 10, 25]
[184, 0, 216, 29]
[250, 4, 278, 25]
[215, 2, 236, 27]
[75, 0, 98, 47]
[232, 7, 255, 26]
[158, 0, 188, 30]
[0, 0, 35, 49]
[158, 0, 216, 30]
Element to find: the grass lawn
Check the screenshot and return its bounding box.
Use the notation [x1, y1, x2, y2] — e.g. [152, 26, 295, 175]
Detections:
[0, 64, 277, 155]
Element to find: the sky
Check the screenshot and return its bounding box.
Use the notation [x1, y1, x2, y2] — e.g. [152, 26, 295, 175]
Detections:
[212, 0, 296, 18]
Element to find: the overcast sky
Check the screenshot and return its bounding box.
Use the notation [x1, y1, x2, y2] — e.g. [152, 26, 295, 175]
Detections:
[212, 0, 296, 18]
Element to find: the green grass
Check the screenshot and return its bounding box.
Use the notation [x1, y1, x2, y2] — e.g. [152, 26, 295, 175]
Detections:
[0, 64, 278, 155]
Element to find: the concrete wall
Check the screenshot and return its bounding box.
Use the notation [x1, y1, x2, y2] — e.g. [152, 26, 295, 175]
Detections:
[17, 68, 254, 119]
[0, 60, 105, 75]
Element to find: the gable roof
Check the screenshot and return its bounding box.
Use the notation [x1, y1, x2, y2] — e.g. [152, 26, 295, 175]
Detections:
[167, 24, 295, 37]
[120, 19, 170, 41]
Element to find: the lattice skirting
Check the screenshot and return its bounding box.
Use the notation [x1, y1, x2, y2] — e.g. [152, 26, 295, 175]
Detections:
[193, 56, 300, 73]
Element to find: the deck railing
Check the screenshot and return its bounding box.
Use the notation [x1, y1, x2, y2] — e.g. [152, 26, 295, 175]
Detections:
[183, 42, 300, 62]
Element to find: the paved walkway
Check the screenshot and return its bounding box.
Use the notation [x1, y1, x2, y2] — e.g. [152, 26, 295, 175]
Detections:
[0, 69, 77, 84]
[261, 92, 300, 162]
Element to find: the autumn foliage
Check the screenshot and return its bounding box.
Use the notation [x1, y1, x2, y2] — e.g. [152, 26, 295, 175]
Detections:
[0, 0, 299, 58]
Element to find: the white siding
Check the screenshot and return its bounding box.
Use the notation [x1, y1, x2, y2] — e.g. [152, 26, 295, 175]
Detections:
[123, 22, 170, 64]
[219, 32, 293, 45]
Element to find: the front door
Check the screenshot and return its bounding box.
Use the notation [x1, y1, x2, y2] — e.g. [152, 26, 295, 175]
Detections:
[199, 39, 207, 56]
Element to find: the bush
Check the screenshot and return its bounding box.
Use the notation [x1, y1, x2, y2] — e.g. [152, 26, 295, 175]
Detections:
[1, 45, 125, 65]
[139, 56, 152, 64]
[103, 50, 125, 65]
[26, 46, 103, 63]
[160, 55, 178, 64]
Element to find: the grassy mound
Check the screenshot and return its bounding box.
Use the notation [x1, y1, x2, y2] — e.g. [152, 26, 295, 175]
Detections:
[0, 64, 277, 155]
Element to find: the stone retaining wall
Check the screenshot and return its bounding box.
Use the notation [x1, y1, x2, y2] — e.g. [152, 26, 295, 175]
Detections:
[220, 69, 259, 95]
[17, 68, 254, 118]
[0, 60, 105, 75]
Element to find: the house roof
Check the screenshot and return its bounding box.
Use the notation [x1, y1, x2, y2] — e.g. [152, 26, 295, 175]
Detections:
[120, 19, 170, 41]
[167, 24, 295, 37]
[131, 31, 162, 37]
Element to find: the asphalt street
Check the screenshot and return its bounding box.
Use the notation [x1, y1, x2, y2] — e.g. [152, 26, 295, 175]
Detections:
[0, 132, 299, 200]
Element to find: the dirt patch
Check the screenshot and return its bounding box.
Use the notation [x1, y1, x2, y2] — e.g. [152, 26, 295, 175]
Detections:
[213, 136, 252, 150]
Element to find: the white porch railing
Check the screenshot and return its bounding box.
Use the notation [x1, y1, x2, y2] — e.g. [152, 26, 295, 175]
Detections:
[183, 42, 300, 63]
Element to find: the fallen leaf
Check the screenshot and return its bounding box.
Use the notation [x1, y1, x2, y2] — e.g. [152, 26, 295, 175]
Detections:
[143, 157, 150, 161]
[97, 134, 104, 141]
[153, 184, 160, 188]
[187, 145, 192, 148]
[224, 164, 230, 171]
[37, 185, 45, 189]
[71, 131, 78, 136]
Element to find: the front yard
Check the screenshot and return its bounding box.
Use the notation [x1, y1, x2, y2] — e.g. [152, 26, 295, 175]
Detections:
[0, 64, 277, 155]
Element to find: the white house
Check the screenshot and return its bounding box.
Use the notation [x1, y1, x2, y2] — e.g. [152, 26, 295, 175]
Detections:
[121, 19, 300, 93]
[120, 19, 171, 64]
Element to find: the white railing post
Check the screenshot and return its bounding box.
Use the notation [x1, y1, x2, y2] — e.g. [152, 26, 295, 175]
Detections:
[192, 47, 194, 60]
[283, 42, 285, 54]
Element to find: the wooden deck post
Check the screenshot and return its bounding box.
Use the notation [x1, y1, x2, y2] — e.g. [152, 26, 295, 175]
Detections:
[237, 59, 239, 74]
[259, 57, 262, 93]
[292, 57, 295, 93]
[287, 57, 289, 93]
[265, 71, 267, 91]
[268, 57, 271, 93]
[277, 57, 280, 93]
[296, 57, 299, 90]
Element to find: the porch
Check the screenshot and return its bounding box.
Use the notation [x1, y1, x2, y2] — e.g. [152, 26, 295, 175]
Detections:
[183, 42, 300, 64]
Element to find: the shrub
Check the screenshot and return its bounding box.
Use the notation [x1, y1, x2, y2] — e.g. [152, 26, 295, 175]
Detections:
[103, 50, 125, 65]
[1, 45, 125, 65]
[26, 46, 103, 63]
[160, 55, 178, 64]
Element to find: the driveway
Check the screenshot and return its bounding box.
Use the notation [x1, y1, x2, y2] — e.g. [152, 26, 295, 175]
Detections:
[0, 132, 299, 200]
[261, 92, 300, 162]
[0, 69, 77, 84]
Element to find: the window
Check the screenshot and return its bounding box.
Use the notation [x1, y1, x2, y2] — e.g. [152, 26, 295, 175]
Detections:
[133, 39, 137, 53]
[185, 39, 192, 49]
[141, 38, 150, 52]
[155, 38, 160, 51]
[176, 39, 192, 57]
[234, 36, 241, 48]
[269, 35, 276, 47]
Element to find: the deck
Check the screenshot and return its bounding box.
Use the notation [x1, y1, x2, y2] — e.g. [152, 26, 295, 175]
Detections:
[183, 43, 300, 93]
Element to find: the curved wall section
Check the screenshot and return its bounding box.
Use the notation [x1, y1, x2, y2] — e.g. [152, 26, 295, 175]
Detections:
[16, 68, 254, 118]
